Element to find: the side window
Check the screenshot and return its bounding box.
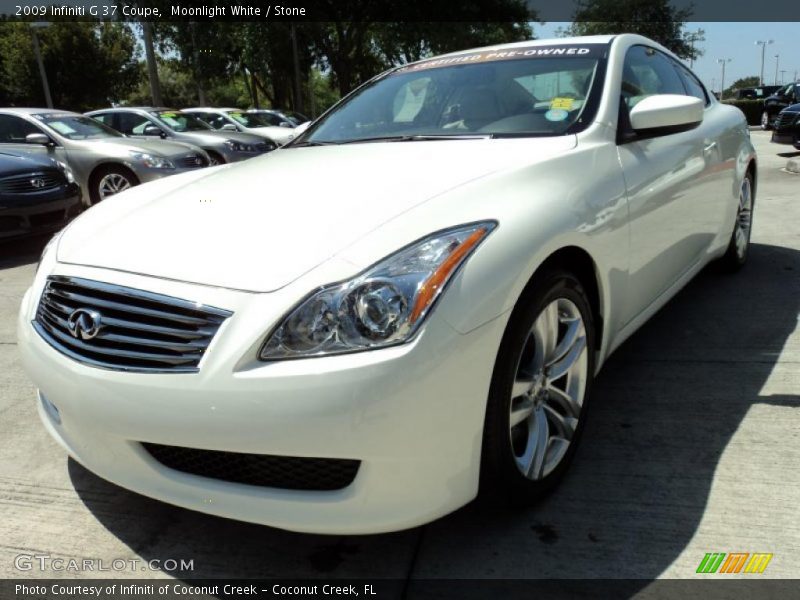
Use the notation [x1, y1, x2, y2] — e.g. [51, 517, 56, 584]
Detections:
[195, 113, 225, 129]
[116, 112, 152, 135]
[0, 114, 43, 143]
[621, 45, 686, 109]
[675, 63, 709, 106]
[91, 113, 115, 127]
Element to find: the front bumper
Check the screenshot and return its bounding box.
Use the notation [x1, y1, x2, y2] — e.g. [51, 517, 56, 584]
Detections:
[0, 187, 82, 241]
[18, 266, 505, 534]
[770, 130, 799, 147]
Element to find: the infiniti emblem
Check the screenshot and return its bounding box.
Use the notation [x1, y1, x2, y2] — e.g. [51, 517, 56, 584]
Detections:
[67, 308, 103, 341]
[30, 178, 46, 189]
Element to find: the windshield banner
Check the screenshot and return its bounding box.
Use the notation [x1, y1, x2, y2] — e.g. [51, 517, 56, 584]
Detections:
[396, 43, 608, 74]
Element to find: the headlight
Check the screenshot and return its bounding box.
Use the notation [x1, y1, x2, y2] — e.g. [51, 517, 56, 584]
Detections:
[56, 161, 75, 183]
[259, 221, 496, 360]
[129, 151, 174, 169]
[224, 140, 256, 152]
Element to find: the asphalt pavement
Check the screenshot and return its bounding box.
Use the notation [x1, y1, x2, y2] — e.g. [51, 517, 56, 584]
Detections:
[0, 130, 797, 587]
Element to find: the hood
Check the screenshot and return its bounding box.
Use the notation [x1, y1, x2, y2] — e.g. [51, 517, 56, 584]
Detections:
[178, 129, 266, 146]
[76, 137, 203, 158]
[248, 126, 296, 143]
[57, 137, 576, 292]
[0, 150, 57, 174]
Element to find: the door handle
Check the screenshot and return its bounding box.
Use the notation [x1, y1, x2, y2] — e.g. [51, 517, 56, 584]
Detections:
[703, 141, 717, 154]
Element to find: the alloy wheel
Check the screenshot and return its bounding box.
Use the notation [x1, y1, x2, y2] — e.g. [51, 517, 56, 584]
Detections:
[98, 173, 132, 199]
[509, 297, 588, 480]
[734, 176, 753, 259]
[761, 111, 769, 130]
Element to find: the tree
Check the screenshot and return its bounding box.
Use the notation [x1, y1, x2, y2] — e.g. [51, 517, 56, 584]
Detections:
[563, 0, 700, 60]
[0, 21, 139, 110]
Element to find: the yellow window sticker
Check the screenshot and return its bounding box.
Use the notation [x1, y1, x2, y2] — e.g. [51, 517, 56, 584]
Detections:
[550, 97, 574, 110]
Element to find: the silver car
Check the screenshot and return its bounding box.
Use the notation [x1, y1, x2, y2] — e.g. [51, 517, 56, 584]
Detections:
[184, 107, 296, 145]
[0, 108, 210, 205]
[86, 107, 276, 165]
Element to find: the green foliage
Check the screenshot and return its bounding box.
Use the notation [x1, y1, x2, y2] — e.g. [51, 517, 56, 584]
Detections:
[723, 76, 761, 98]
[722, 99, 764, 125]
[563, 0, 700, 60]
[0, 21, 139, 110]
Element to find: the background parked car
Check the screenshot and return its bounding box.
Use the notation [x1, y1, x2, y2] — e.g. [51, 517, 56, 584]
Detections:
[0, 150, 81, 241]
[735, 85, 782, 100]
[0, 109, 210, 205]
[246, 109, 297, 129]
[87, 107, 276, 165]
[184, 107, 296, 145]
[761, 82, 799, 130]
[771, 103, 800, 149]
[278, 110, 311, 126]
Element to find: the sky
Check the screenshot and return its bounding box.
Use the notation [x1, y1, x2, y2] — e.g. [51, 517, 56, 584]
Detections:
[535, 22, 800, 93]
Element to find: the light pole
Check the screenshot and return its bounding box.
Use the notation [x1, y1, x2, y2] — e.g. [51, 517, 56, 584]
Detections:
[756, 40, 773, 86]
[717, 59, 732, 100]
[773, 54, 780, 85]
[779, 70, 786, 85]
[30, 22, 52, 108]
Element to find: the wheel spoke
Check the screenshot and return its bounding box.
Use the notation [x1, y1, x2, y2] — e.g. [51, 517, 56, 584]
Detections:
[510, 397, 534, 428]
[547, 384, 581, 418]
[524, 406, 549, 479]
[533, 302, 558, 363]
[543, 404, 577, 441]
[548, 316, 582, 367]
[547, 334, 586, 381]
[512, 377, 533, 398]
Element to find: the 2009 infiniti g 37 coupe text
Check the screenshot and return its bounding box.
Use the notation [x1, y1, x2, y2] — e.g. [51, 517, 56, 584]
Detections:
[19, 34, 756, 534]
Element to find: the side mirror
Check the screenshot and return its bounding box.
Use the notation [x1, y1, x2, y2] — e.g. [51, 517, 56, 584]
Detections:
[221, 123, 237, 131]
[629, 94, 703, 136]
[278, 122, 292, 128]
[143, 125, 164, 137]
[26, 132, 51, 145]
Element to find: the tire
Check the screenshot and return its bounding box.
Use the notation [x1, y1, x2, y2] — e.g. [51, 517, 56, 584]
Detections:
[760, 110, 771, 130]
[480, 269, 596, 506]
[90, 165, 139, 205]
[719, 171, 754, 272]
[207, 151, 225, 166]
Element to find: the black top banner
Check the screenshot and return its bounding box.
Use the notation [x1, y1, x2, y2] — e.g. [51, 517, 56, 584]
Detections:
[1, 0, 799, 22]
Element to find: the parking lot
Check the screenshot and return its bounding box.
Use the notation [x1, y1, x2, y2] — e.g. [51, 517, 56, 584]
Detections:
[0, 130, 797, 585]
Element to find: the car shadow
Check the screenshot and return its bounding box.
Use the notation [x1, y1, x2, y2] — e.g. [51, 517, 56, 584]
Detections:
[68, 242, 799, 588]
[776, 151, 800, 158]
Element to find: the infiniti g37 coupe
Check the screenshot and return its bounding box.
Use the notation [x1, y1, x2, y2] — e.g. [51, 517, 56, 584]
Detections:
[18, 35, 756, 534]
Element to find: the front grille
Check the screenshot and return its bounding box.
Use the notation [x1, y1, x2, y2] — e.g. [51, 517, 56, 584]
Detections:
[775, 111, 798, 130]
[176, 153, 208, 169]
[34, 276, 232, 373]
[142, 443, 361, 491]
[0, 170, 65, 194]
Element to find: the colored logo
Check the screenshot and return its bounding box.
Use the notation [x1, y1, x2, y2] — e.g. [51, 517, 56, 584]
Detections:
[696, 552, 773, 574]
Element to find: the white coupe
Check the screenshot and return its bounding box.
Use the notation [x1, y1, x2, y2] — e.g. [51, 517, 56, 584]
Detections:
[19, 34, 756, 534]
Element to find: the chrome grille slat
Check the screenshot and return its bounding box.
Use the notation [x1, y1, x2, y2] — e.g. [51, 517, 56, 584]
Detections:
[34, 276, 233, 373]
[45, 287, 213, 326]
[42, 295, 214, 340]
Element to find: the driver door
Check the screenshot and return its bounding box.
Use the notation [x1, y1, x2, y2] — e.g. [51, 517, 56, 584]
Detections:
[616, 46, 718, 325]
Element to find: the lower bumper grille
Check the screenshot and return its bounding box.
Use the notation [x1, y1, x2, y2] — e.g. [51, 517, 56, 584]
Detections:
[142, 443, 360, 491]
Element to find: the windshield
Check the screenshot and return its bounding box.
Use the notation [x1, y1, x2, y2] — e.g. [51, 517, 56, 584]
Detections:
[226, 111, 270, 128]
[304, 44, 606, 144]
[153, 111, 212, 132]
[34, 114, 122, 140]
